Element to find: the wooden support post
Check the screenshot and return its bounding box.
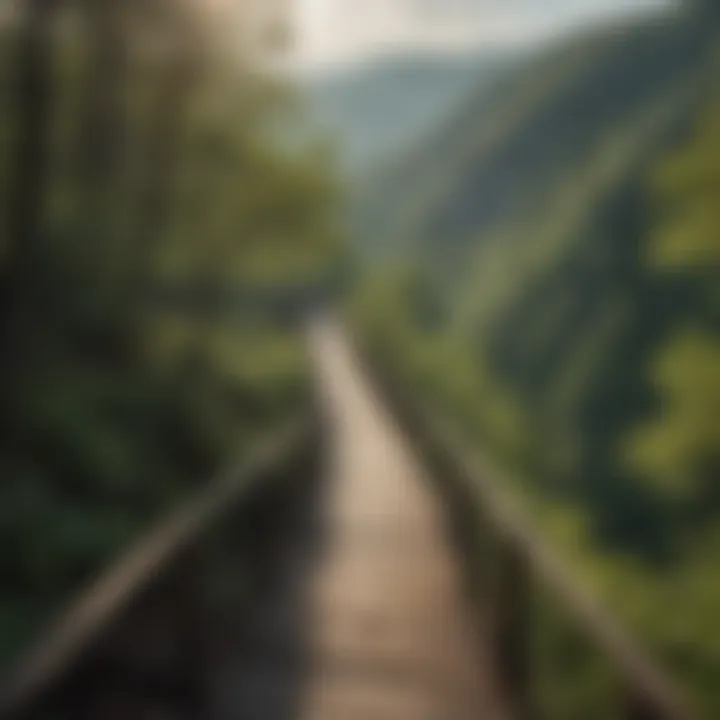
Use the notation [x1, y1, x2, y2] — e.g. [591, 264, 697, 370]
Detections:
[492, 541, 532, 720]
[175, 545, 207, 719]
[626, 688, 672, 720]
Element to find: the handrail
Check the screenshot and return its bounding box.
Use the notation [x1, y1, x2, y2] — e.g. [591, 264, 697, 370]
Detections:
[0, 343, 694, 720]
[365, 359, 691, 720]
[0, 416, 317, 719]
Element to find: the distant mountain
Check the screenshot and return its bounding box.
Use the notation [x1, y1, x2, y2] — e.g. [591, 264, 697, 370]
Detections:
[359, 12, 711, 250]
[303, 51, 513, 175]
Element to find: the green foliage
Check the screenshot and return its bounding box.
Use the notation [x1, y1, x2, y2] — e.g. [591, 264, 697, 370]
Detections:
[625, 331, 720, 499]
[624, 100, 720, 517]
[531, 591, 621, 720]
[0, 2, 344, 669]
[648, 101, 720, 272]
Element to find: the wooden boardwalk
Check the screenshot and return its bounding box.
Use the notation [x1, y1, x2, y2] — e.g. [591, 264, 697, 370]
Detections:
[210, 322, 502, 719]
[0, 321, 689, 720]
[304, 322, 502, 719]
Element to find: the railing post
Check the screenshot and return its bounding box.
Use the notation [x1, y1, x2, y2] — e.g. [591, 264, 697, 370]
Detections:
[491, 541, 532, 720]
[175, 544, 208, 719]
[626, 688, 672, 720]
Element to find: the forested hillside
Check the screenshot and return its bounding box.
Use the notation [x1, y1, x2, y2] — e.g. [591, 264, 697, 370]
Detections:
[354, 1, 720, 713]
[0, 1, 343, 669]
[359, 7, 714, 252]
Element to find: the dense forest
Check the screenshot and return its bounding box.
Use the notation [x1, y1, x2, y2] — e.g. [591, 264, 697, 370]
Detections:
[0, 0, 344, 668]
[353, 0, 720, 714]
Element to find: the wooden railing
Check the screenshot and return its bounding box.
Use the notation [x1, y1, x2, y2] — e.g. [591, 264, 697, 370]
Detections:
[0, 348, 693, 720]
[368, 360, 692, 720]
[0, 415, 322, 720]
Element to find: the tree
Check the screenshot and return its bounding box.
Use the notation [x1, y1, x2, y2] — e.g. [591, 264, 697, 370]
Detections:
[0, 0, 344, 668]
[625, 101, 720, 512]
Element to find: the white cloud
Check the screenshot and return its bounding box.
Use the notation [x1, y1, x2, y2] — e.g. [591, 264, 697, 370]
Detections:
[294, 0, 531, 68]
[292, 0, 673, 70]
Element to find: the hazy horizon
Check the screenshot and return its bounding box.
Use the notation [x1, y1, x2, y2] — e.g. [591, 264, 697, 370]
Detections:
[294, 0, 676, 72]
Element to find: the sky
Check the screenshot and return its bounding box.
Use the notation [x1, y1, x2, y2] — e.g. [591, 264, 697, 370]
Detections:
[293, 0, 674, 70]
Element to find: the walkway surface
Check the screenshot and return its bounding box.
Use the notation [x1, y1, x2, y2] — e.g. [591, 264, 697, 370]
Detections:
[212, 321, 502, 719]
[304, 322, 501, 719]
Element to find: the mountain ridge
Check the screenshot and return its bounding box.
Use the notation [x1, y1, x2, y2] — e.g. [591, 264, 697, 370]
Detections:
[303, 48, 515, 175]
